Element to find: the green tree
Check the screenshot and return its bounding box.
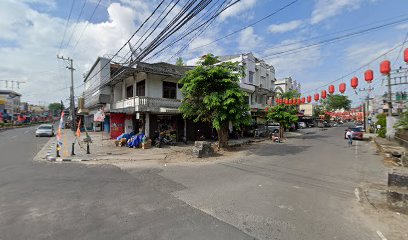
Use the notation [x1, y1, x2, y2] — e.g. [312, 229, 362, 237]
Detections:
[179, 54, 251, 148]
[266, 104, 298, 138]
[175, 57, 184, 66]
[394, 109, 408, 130]
[322, 94, 351, 111]
[376, 113, 387, 138]
[48, 102, 64, 116]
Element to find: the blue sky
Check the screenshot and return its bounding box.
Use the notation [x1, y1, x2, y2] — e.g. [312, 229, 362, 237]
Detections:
[0, 0, 407, 106]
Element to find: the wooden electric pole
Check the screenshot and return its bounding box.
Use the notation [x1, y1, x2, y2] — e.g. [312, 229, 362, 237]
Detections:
[57, 55, 76, 131]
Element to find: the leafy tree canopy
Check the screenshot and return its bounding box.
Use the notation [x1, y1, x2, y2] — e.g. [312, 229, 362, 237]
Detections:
[48, 102, 64, 116]
[395, 109, 408, 130]
[179, 53, 251, 147]
[321, 94, 351, 111]
[175, 57, 184, 66]
[267, 105, 298, 138]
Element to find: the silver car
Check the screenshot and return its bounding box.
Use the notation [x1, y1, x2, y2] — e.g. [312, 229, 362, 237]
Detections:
[35, 124, 54, 137]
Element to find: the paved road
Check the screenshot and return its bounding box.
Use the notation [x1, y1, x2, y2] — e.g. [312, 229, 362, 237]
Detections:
[153, 126, 388, 240]
[0, 126, 254, 240]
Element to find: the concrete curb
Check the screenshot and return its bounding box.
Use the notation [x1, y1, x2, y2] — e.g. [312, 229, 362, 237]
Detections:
[43, 141, 92, 163]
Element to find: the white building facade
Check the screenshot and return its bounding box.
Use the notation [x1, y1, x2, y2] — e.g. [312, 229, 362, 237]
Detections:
[274, 77, 301, 95]
[83, 57, 215, 140]
[218, 53, 276, 123]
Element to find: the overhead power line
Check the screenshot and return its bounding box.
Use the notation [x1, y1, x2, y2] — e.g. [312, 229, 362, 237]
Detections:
[58, 0, 76, 54]
[184, 0, 300, 53]
[260, 16, 408, 60]
[71, 0, 102, 52]
[302, 42, 406, 96]
[78, 0, 168, 93]
[144, 0, 241, 62]
[81, 0, 241, 100]
[64, 0, 88, 49]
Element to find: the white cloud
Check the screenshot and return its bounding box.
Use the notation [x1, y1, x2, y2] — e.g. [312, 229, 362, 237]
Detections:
[395, 22, 408, 30]
[311, 0, 362, 24]
[0, 0, 144, 104]
[344, 41, 399, 67]
[238, 27, 262, 52]
[268, 20, 303, 33]
[220, 0, 257, 21]
[264, 40, 322, 77]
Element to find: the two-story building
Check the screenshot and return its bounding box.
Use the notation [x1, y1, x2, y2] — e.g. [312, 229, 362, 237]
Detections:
[83, 57, 213, 140]
[218, 53, 276, 124]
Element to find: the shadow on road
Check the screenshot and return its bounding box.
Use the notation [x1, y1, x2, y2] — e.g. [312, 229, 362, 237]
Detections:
[246, 142, 311, 157]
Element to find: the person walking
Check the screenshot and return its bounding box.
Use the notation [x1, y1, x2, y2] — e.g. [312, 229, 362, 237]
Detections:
[346, 129, 353, 146]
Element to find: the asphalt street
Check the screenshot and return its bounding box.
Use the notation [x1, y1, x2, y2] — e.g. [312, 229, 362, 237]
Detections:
[155, 126, 389, 240]
[0, 126, 254, 240]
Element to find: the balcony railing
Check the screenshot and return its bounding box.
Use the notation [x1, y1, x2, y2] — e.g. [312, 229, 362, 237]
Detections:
[112, 96, 181, 113]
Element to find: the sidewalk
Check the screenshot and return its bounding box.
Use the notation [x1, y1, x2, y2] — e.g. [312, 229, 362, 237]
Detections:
[36, 130, 169, 162]
[368, 133, 407, 167]
[36, 130, 265, 163]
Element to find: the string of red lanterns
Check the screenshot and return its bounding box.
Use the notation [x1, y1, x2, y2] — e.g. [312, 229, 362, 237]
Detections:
[271, 47, 408, 107]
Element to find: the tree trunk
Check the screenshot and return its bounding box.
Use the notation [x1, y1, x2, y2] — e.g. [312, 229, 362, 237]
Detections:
[217, 124, 229, 150]
[280, 125, 284, 139]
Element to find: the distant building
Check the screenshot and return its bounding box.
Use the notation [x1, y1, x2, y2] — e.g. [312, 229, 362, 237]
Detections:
[0, 90, 21, 120]
[28, 104, 48, 113]
[274, 77, 301, 95]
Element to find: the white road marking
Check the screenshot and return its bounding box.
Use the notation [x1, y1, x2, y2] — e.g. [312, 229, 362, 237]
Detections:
[24, 130, 30, 134]
[10, 135, 17, 138]
[376, 230, 387, 240]
[354, 188, 360, 202]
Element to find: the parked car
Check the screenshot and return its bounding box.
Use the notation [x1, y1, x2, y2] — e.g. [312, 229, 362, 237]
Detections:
[307, 122, 315, 128]
[344, 127, 364, 140]
[254, 125, 269, 137]
[35, 124, 55, 137]
[355, 125, 364, 131]
[267, 123, 280, 133]
[298, 122, 306, 129]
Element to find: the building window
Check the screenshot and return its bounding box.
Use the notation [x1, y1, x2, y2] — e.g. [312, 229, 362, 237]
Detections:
[163, 81, 177, 99]
[248, 71, 254, 83]
[126, 85, 133, 98]
[136, 80, 145, 96]
[244, 96, 250, 104]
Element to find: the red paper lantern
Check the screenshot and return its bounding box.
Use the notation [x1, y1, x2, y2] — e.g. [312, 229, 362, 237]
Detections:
[339, 83, 346, 93]
[275, 98, 279, 104]
[404, 48, 408, 63]
[364, 70, 373, 83]
[314, 93, 319, 101]
[297, 98, 301, 105]
[307, 95, 311, 103]
[351, 77, 358, 89]
[301, 97, 305, 104]
[380, 60, 391, 75]
[328, 85, 335, 94]
[284, 99, 288, 104]
[289, 99, 293, 104]
[265, 107, 269, 111]
[321, 90, 327, 99]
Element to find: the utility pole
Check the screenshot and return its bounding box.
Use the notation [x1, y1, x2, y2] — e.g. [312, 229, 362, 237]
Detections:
[359, 86, 374, 132]
[57, 55, 76, 131]
[387, 73, 392, 117]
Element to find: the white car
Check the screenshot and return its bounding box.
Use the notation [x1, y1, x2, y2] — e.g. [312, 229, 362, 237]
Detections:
[298, 122, 306, 129]
[35, 124, 55, 137]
